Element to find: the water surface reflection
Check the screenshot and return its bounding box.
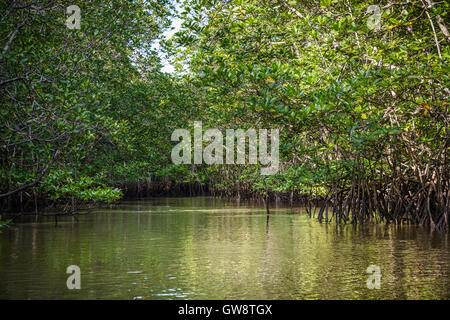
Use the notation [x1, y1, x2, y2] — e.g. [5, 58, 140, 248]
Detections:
[0, 197, 448, 299]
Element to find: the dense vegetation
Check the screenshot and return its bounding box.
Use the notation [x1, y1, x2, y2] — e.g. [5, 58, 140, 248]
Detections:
[1, 0, 449, 229]
[0, 0, 198, 213]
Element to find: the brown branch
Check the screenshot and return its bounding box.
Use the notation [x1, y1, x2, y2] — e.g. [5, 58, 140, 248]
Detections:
[0, 150, 59, 199]
[278, 0, 304, 19]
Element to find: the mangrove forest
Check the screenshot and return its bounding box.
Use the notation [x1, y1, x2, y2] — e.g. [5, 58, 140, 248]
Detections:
[0, 0, 449, 301]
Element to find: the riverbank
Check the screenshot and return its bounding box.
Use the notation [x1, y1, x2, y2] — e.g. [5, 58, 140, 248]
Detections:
[1, 177, 449, 231]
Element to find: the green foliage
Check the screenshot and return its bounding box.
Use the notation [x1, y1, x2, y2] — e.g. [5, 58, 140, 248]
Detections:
[0, 0, 448, 227]
[0, 0, 194, 205]
[0, 215, 12, 230]
[166, 0, 449, 227]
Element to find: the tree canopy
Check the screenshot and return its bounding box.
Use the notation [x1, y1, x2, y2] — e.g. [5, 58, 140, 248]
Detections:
[1, 0, 449, 228]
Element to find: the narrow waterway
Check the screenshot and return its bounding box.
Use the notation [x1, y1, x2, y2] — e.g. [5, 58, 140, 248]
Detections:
[0, 197, 448, 299]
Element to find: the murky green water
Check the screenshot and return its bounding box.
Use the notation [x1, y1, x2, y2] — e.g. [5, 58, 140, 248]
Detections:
[0, 197, 449, 299]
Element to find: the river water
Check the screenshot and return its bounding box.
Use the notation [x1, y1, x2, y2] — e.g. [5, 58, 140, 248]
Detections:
[0, 197, 448, 299]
